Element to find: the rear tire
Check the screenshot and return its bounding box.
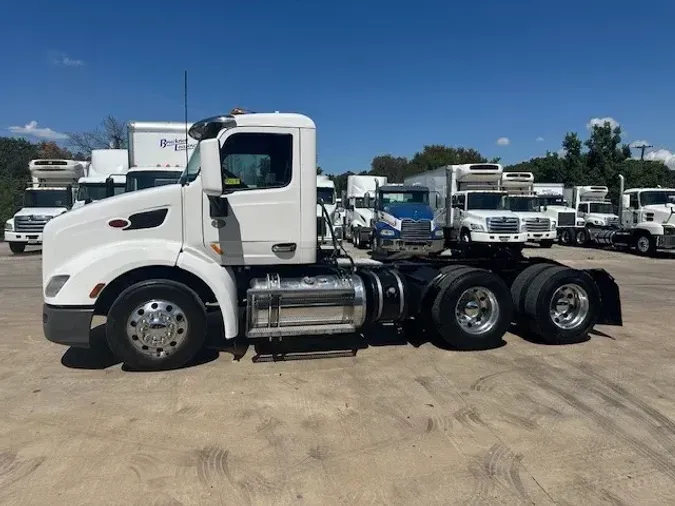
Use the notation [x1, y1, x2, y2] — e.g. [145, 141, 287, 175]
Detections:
[510, 263, 559, 317]
[430, 268, 513, 350]
[523, 266, 600, 344]
[558, 229, 573, 246]
[575, 228, 589, 246]
[106, 279, 207, 370]
[9, 242, 26, 254]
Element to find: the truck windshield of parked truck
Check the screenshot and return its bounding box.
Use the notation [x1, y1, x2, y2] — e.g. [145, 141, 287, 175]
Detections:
[589, 202, 614, 214]
[466, 192, 506, 210]
[640, 190, 675, 206]
[125, 171, 182, 191]
[505, 196, 540, 212]
[77, 183, 125, 202]
[317, 187, 335, 204]
[24, 189, 71, 208]
[380, 191, 429, 206]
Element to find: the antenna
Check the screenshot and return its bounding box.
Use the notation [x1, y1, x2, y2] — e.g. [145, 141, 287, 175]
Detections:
[184, 70, 189, 168]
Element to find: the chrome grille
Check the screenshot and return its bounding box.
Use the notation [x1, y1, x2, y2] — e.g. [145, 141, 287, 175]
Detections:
[486, 216, 519, 233]
[606, 217, 619, 227]
[658, 235, 675, 248]
[524, 217, 551, 232]
[557, 212, 576, 227]
[400, 219, 431, 240]
[14, 215, 50, 233]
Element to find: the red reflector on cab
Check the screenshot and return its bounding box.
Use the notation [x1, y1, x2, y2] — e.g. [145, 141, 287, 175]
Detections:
[108, 219, 129, 229]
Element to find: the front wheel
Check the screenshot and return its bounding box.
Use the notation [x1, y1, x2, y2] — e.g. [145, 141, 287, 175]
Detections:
[106, 279, 207, 370]
[9, 242, 26, 254]
[635, 233, 656, 256]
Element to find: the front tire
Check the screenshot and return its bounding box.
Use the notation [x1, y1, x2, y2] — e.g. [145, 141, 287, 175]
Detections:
[106, 279, 207, 370]
[9, 242, 26, 254]
[635, 232, 656, 256]
[430, 267, 513, 350]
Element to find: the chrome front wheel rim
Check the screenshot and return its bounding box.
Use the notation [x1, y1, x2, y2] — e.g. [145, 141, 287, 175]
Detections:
[126, 299, 189, 358]
[455, 287, 500, 335]
[549, 283, 589, 330]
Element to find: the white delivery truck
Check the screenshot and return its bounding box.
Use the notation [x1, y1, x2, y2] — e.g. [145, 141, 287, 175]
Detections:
[563, 186, 619, 245]
[532, 183, 585, 245]
[343, 174, 387, 248]
[316, 174, 342, 245]
[500, 172, 556, 248]
[40, 109, 622, 370]
[125, 121, 196, 191]
[406, 164, 527, 254]
[5, 159, 86, 254]
[73, 149, 129, 209]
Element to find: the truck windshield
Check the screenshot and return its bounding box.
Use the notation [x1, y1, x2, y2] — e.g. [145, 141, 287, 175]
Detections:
[538, 196, 567, 207]
[640, 190, 675, 206]
[24, 189, 70, 208]
[126, 171, 182, 191]
[317, 187, 335, 204]
[506, 196, 539, 212]
[467, 192, 505, 210]
[380, 191, 429, 205]
[354, 197, 367, 208]
[589, 202, 614, 213]
[77, 183, 124, 201]
[181, 143, 201, 183]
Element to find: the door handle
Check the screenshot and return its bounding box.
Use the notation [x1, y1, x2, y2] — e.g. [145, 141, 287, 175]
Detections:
[272, 243, 297, 253]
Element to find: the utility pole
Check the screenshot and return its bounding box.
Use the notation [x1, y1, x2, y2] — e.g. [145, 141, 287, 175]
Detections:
[631, 143, 653, 161]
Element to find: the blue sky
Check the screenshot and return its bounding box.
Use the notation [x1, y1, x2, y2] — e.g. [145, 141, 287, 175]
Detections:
[2, 0, 674, 172]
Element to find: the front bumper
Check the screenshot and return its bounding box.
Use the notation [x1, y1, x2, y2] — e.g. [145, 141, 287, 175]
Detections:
[657, 234, 675, 249]
[527, 231, 556, 241]
[4, 231, 43, 244]
[470, 231, 528, 243]
[43, 304, 94, 348]
[378, 238, 445, 254]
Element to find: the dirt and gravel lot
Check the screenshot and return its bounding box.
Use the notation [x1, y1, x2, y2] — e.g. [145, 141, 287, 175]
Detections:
[1, 242, 675, 505]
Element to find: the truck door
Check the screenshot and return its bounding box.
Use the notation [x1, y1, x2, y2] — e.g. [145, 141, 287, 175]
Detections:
[629, 193, 639, 225]
[202, 126, 302, 265]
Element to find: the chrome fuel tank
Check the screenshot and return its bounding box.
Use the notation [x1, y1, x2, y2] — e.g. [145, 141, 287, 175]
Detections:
[246, 273, 367, 338]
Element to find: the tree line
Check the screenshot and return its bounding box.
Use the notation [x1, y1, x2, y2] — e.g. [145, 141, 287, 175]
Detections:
[323, 121, 675, 204]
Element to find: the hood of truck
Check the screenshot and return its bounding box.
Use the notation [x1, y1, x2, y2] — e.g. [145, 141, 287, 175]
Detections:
[509, 211, 549, 221]
[465, 210, 518, 220]
[351, 208, 374, 226]
[381, 203, 433, 221]
[644, 204, 675, 224]
[42, 184, 183, 287]
[15, 207, 68, 218]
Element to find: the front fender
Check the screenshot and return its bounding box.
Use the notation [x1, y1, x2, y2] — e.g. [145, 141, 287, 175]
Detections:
[43, 239, 182, 306]
[636, 222, 667, 235]
[177, 247, 238, 339]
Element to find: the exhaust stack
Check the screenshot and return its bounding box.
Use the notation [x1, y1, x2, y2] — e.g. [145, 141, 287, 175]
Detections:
[618, 174, 625, 227]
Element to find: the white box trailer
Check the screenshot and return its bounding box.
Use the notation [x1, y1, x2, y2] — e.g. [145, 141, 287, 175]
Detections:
[126, 121, 195, 191]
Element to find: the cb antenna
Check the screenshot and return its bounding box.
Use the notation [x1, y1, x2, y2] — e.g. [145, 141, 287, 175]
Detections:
[184, 69, 189, 168]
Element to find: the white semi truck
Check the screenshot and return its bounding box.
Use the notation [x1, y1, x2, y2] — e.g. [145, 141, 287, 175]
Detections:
[500, 172, 556, 248]
[564, 186, 619, 244]
[406, 164, 527, 253]
[73, 149, 129, 209]
[343, 174, 387, 248]
[316, 174, 342, 245]
[5, 159, 86, 254]
[532, 183, 585, 245]
[41, 110, 622, 371]
[125, 121, 195, 191]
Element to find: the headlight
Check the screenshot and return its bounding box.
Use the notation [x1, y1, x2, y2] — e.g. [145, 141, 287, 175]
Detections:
[379, 228, 395, 237]
[520, 222, 527, 232]
[433, 228, 444, 237]
[469, 223, 485, 231]
[576, 220, 585, 227]
[4, 222, 12, 231]
[45, 275, 70, 298]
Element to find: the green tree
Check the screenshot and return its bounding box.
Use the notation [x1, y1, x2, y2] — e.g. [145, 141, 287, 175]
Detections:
[370, 155, 409, 182]
[407, 145, 487, 177]
[68, 115, 128, 152]
[562, 132, 586, 185]
[0, 138, 38, 237]
[37, 141, 73, 159]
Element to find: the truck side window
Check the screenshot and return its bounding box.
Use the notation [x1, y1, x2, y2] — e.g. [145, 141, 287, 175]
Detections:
[457, 195, 465, 209]
[629, 193, 639, 209]
[220, 133, 292, 189]
[579, 203, 588, 213]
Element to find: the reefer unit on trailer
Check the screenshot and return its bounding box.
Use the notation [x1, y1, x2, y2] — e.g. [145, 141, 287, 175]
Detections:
[41, 109, 622, 372]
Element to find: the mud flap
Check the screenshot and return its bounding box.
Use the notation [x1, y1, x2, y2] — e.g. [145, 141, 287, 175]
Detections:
[585, 268, 622, 326]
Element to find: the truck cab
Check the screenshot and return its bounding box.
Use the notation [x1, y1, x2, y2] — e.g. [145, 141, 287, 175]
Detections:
[72, 149, 129, 209]
[501, 172, 556, 248]
[571, 186, 619, 231]
[534, 191, 585, 246]
[621, 186, 675, 254]
[5, 159, 85, 253]
[372, 183, 444, 256]
[344, 175, 387, 248]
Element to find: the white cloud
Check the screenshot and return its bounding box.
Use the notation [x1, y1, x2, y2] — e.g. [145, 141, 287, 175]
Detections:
[644, 149, 675, 170]
[496, 137, 510, 146]
[587, 117, 620, 130]
[629, 140, 652, 148]
[8, 120, 69, 140]
[49, 51, 84, 67]
[536, 136, 544, 142]
[557, 148, 567, 157]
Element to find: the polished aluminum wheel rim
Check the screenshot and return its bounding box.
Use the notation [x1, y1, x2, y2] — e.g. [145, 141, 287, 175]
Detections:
[454, 287, 499, 335]
[637, 236, 650, 253]
[126, 299, 188, 358]
[549, 283, 589, 330]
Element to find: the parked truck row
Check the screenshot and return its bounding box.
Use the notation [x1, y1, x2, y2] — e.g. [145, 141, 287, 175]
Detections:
[41, 109, 623, 371]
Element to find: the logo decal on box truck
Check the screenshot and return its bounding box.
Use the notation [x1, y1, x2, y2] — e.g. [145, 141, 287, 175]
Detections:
[159, 138, 197, 152]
